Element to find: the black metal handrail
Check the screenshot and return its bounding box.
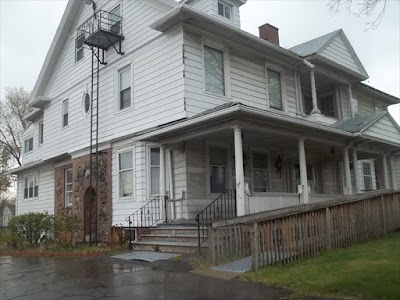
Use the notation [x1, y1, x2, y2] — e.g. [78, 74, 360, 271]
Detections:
[125, 196, 168, 250]
[195, 189, 236, 252]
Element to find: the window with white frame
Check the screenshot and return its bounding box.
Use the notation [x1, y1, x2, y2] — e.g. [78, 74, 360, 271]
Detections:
[39, 121, 44, 145]
[83, 93, 91, 114]
[204, 45, 225, 96]
[119, 151, 133, 198]
[362, 162, 373, 191]
[209, 147, 227, 194]
[24, 137, 33, 153]
[351, 97, 359, 117]
[319, 95, 336, 118]
[75, 35, 85, 63]
[119, 67, 131, 110]
[267, 68, 283, 110]
[110, 5, 121, 34]
[217, 1, 232, 20]
[149, 147, 160, 196]
[65, 169, 73, 206]
[252, 153, 270, 192]
[62, 99, 69, 127]
[24, 173, 38, 199]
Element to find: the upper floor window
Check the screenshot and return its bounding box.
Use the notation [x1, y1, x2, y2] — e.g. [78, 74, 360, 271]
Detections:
[119, 67, 131, 110]
[83, 93, 91, 114]
[149, 147, 160, 196]
[65, 169, 73, 206]
[75, 35, 85, 63]
[24, 137, 33, 153]
[119, 151, 133, 198]
[39, 121, 44, 145]
[204, 45, 225, 96]
[319, 96, 336, 118]
[351, 97, 359, 117]
[218, 1, 231, 20]
[252, 153, 270, 192]
[110, 5, 121, 34]
[62, 99, 69, 127]
[267, 69, 283, 110]
[24, 173, 38, 199]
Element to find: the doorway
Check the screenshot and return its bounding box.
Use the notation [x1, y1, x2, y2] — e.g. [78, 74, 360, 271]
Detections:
[83, 187, 97, 243]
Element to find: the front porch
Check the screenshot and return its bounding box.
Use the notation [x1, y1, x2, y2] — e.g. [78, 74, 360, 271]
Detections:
[135, 104, 399, 221]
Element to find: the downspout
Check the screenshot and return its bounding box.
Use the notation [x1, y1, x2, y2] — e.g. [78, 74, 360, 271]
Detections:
[167, 149, 175, 219]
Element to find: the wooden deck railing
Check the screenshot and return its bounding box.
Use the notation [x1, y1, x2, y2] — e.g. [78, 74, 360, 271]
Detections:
[208, 191, 400, 271]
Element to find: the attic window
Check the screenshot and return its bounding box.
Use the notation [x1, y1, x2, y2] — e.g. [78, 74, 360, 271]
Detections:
[218, 1, 231, 20]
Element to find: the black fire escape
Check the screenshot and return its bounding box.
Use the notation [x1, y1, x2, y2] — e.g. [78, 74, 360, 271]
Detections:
[77, 9, 124, 244]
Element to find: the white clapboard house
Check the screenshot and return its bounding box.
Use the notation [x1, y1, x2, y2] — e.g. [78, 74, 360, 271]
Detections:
[13, 0, 400, 248]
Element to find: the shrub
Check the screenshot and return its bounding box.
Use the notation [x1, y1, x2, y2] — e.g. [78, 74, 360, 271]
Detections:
[9, 212, 54, 246]
[54, 208, 81, 247]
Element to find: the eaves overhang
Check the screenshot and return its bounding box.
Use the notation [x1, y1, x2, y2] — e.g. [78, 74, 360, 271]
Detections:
[10, 153, 70, 175]
[30, 96, 52, 109]
[150, 4, 304, 66]
[23, 108, 43, 122]
[132, 103, 355, 142]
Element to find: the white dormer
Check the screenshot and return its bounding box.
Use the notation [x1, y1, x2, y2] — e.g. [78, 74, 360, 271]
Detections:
[184, 0, 246, 28]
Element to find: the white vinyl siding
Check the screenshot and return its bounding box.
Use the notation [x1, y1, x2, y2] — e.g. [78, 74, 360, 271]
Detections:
[119, 151, 134, 198]
[204, 45, 225, 96]
[65, 169, 73, 206]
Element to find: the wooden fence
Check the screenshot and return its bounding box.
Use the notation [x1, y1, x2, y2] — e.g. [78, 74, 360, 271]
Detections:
[208, 191, 400, 271]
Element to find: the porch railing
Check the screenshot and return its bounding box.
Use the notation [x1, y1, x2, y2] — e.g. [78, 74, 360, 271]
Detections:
[208, 191, 400, 271]
[195, 189, 236, 253]
[125, 196, 168, 249]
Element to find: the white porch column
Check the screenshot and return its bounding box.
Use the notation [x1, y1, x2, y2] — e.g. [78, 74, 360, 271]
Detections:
[348, 85, 354, 118]
[310, 69, 320, 114]
[352, 149, 361, 193]
[382, 155, 390, 190]
[233, 126, 246, 216]
[298, 138, 309, 203]
[159, 146, 166, 220]
[343, 147, 352, 195]
[389, 156, 397, 190]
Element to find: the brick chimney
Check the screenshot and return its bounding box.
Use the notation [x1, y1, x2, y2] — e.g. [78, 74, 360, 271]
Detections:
[259, 23, 280, 46]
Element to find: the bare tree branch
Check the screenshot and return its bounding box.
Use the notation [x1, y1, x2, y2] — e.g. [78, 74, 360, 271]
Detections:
[327, 0, 387, 30]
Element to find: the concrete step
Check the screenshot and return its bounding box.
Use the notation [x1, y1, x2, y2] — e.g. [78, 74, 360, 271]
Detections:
[132, 240, 208, 254]
[147, 226, 205, 236]
[140, 233, 204, 244]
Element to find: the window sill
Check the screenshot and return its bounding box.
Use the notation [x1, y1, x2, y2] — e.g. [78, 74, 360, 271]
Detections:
[203, 90, 231, 101]
[114, 105, 134, 116]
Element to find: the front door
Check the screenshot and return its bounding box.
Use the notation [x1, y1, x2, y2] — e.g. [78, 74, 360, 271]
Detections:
[83, 187, 97, 243]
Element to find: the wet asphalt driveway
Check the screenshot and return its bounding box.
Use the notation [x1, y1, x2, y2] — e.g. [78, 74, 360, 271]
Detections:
[0, 255, 335, 300]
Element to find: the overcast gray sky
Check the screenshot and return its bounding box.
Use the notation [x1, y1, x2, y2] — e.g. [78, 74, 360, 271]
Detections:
[0, 0, 399, 122]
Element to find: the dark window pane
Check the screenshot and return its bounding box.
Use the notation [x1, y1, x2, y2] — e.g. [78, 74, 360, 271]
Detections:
[151, 148, 160, 166]
[218, 2, 224, 16]
[34, 186, 39, 197]
[24, 188, 28, 199]
[84, 93, 91, 113]
[209, 148, 227, 165]
[268, 69, 282, 110]
[210, 166, 226, 193]
[63, 114, 68, 127]
[120, 88, 131, 110]
[204, 46, 225, 95]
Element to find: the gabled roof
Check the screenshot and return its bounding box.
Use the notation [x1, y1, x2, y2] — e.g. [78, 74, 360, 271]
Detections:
[333, 111, 387, 133]
[30, 0, 178, 103]
[290, 30, 339, 57]
[290, 29, 369, 80]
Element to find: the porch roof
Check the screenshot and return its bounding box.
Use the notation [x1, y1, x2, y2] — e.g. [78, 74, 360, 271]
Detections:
[132, 102, 355, 145]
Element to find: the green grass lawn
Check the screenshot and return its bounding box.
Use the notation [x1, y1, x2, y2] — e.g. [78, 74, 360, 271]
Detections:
[242, 231, 400, 299]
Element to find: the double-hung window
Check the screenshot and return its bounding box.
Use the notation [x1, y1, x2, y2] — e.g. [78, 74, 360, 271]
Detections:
[362, 162, 373, 191]
[65, 169, 73, 206]
[62, 99, 69, 127]
[252, 153, 270, 192]
[204, 46, 225, 96]
[24, 174, 38, 199]
[267, 69, 283, 110]
[39, 121, 44, 145]
[119, 151, 133, 198]
[119, 67, 131, 110]
[218, 1, 231, 20]
[351, 97, 359, 117]
[149, 148, 160, 196]
[209, 147, 227, 194]
[24, 137, 33, 153]
[75, 35, 85, 63]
